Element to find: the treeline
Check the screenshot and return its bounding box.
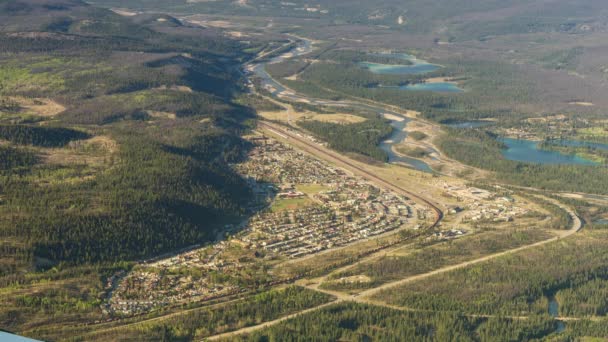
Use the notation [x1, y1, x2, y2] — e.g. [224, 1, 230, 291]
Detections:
[299, 118, 392, 161]
[0, 145, 37, 170]
[0, 0, 274, 336]
[236, 302, 557, 341]
[0, 125, 90, 147]
[563, 319, 608, 340]
[557, 278, 608, 317]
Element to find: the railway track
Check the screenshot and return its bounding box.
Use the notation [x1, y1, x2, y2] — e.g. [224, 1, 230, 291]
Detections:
[258, 121, 444, 228]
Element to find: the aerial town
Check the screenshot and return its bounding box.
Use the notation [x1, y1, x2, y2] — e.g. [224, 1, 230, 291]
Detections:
[103, 133, 538, 316]
[104, 135, 430, 315]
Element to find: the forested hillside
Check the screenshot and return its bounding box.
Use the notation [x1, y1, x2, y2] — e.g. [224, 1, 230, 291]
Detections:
[0, 0, 264, 310]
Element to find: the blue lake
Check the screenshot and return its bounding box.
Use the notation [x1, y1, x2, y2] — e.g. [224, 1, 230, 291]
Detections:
[400, 82, 463, 93]
[377, 82, 463, 93]
[500, 138, 598, 166]
[546, 139, 608, 151]
[360, 53, 464, 92]
[361, 61, 441, 75]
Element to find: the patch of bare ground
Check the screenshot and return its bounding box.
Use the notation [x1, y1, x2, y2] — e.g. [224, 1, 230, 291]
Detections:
[259, 109, 366, 125]
[9, 97, 65, 117]
[226, 31, 247, 38]
[147, 110, 177, 120]
[325, 275, 372, 286]
[110, 8, 138, 17]
[155, 85, 193, 93]
[569, 101, 594, 106]
[38, 136, 119, 184]
[309, 113, 367, 124]
[425, 77, 457, 84]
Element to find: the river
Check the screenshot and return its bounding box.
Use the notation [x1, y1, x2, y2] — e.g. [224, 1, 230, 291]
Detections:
[379, 119, 434, 173]
[247, 38, 435, 173]
[548, 295, 566, 334]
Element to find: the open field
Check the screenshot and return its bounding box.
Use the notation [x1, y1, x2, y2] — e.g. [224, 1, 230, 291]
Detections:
[258, 109, 366, 125]
[270, 197, 313, 212]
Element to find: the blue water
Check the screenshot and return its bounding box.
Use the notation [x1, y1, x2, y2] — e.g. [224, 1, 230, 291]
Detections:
[361, 61, 441, 75]
[377, 82, 463, 93]
[500, 138, 598, 166]
[251, 41, 435, 173]
[595, 219, 608, 225]
[251, 38, 314, 96]
[360, 53, 441, 75]
[400, 82, 463, 93]
[379, 119, 434, 173]
[546, 139, 608, 151]
[445, 120, 495, 129]
[0, 331, 41, 342]
[360, 53, 463, 93]
[548, 296, 566, 334]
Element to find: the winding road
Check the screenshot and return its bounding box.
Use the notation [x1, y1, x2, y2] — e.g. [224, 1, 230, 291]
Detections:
[202, 122, 584, 340]
[201, 33, 586, 340]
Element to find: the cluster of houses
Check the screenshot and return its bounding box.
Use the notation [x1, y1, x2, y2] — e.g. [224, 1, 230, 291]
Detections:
[462, 198, 528, 223]
[105, 135, 423, 315]
[439, 182, 529, 223]
[235, 137, 415, 258]
[432, 228, 467, 240]
[233, 137, 343, 185]
[498, 114, 589, 141]
[105, 242, 246, 315]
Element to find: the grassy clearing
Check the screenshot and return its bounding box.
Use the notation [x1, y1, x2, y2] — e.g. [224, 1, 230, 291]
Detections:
[408, 131, 428, 141]
[1, 97, 65, 118]
[258, 109, 367, 125]
[270, 197, 314, 212]
[0, 66, 65, 93]
[309, 113, 367, 124]
[296, 183, 330, 195]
